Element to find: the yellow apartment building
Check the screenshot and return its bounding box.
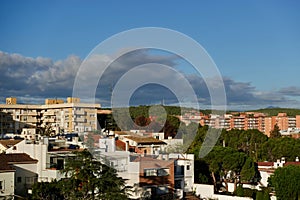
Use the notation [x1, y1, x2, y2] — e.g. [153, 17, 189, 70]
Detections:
[0, 97, 101, 135]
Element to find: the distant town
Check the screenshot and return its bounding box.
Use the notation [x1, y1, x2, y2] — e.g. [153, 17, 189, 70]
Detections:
[0, 97, 299, 199]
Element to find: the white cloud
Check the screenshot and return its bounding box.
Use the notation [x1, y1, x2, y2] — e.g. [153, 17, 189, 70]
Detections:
[0, 50, 300, 109]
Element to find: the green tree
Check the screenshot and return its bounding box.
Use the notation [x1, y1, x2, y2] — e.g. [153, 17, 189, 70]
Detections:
[202, 146, 259, 193]
[240, 157, 259, 183]
[59, 150, 128, 199]
[134, 115, 151, 127]
[256, 189, 271, 200]
[37, 124, 54, 136]
[270, 124, 281, 138]
[31, 180, 63, 200]
[258, 137, 300, 162]
[269, 165, 300, 200]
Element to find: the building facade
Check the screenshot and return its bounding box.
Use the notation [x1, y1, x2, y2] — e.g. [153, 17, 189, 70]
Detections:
[0, 97, 100, 136]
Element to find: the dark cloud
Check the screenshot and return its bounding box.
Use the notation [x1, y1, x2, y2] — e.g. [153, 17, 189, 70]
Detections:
[0, 50, 299, 109]
[278, 86, 300, 96]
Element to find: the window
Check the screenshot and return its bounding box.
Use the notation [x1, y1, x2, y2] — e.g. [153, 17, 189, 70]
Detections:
[17, 177, 22, 183]
[0, 180, 4, 190]
[144, 168, 169, 177]
[187, 165, 190, 170]
[144, 169, 157, 176]
[157, 168, 169, 176]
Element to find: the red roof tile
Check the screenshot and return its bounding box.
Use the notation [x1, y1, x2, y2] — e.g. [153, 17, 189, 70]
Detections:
[284, 162, 300, 166]
[0, 153, 38, 164]
[257, 162, 273, 167]
[125, 136, 166, 145]
[0, 153, 37, 172]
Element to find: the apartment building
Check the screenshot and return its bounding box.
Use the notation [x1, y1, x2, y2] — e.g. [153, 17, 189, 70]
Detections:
[0, 97, 100, 136]
[188, 111, 300, 137]
[98, 136, 194, 199]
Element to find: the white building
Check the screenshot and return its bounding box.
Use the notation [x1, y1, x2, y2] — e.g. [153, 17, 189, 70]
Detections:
[0, 153, 38, 198]
[5, 137, 79, 182]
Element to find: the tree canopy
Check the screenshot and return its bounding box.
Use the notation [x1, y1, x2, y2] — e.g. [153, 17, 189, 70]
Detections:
[31, 150, 128, 200]
[269, 165, 300, 200]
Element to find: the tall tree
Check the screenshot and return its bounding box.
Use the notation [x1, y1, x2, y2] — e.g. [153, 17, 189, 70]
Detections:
[269, 165, 300, 200]
[60, 150, 128, 199]
[270, 124, 281, 138]
[31, 180, 63, 200]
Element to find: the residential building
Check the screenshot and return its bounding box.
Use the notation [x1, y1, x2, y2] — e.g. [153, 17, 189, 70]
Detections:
[5, 136, 80, 182]
[0, 153, 38, 198]
[98, 136, 194, 199]
[115, 131, 167, 154]
[0, 162, 15, 199]
[296, 115, 300, 128]
[0, 97, 100, 136]
[257, 157, 300, 187]
[0, 139, 22, 153]
[188, 111, 300, 137]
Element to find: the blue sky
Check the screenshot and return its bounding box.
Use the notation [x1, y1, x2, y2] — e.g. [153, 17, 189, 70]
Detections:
[0, 1, 300, 109]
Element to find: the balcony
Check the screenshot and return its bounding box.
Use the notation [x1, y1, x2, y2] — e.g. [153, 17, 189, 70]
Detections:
[26, 118, 38, 123]
[44, 118, 55, 123]
[44, 111, 55, 116]
[73, 110, 85, 115]
[74, 117, 86, 123]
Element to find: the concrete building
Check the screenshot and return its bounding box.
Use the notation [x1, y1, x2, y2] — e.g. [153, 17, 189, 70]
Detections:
[0, 162, 15, 199]
[257, 157, 300, 187]
[0, 139, 23, 153]
[98, 137, 194, 199]
[191, 111, 300, 137]
[0, 153, 38, 198]
[5, 136, 80, 183]
[0, 97, 100, 136]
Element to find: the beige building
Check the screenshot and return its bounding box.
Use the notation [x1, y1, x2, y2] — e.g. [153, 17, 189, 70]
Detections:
[0, 97, 101, 135]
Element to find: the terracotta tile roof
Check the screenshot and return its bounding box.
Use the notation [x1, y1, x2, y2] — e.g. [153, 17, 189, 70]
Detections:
[257, 162, 273, 167]
[115, 139, 135, 151]
[0, 163, 15, 172]
[133, 156, 174, 172]
[0, 153, 37, 172]
[0, 153, 38, 164]
[0, 139, 23, 148]
[125, 136, 166, 145]
[115, 131, 132, 136]
[284, 162, 300, 166]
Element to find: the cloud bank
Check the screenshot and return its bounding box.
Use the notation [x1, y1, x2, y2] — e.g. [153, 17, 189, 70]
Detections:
[0, 50, 299, 109]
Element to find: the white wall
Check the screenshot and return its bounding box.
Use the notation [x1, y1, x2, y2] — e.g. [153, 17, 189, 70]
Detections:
[193, 184, 214, 199]
[260, 171, 271, 187]
[213, 194, 252, 200]
[193, 184, 254, 200]
[0, 171, 14, 197]
[6, 140, 48, 180]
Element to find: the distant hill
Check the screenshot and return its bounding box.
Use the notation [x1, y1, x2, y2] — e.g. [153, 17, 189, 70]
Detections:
[248, 108, 300, 116]
[100, 105, 300, 117]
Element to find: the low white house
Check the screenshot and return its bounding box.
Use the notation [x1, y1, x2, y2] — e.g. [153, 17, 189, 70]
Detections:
[0, 153, 38, 198]
[0, 164, 15, 199]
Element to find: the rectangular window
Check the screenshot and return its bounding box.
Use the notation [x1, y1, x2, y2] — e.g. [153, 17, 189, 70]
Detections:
[0, 180, 4, 190]
[17, 177, 22, 183]
[157, 168, 170, 176]
[187, 165, 190, 170]
[144, 169, 157, 176]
